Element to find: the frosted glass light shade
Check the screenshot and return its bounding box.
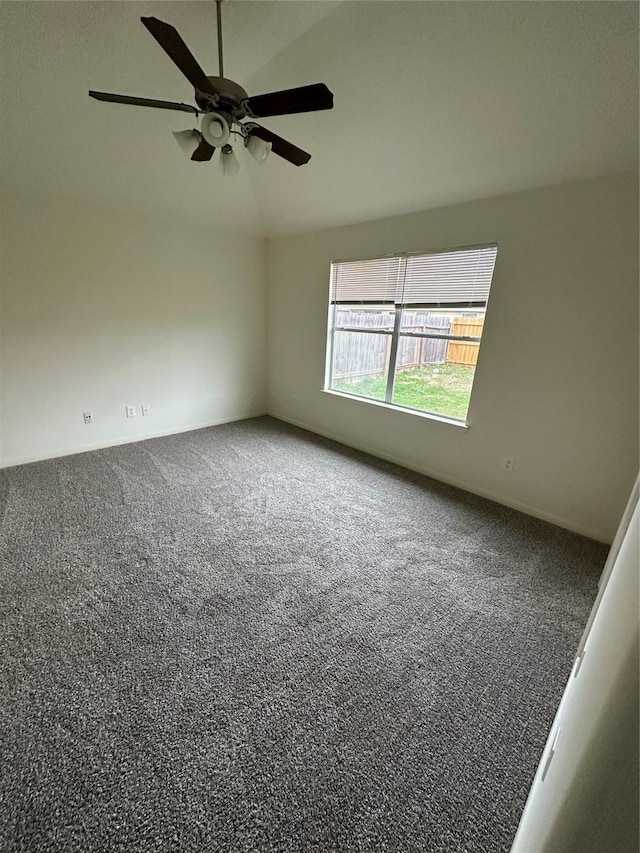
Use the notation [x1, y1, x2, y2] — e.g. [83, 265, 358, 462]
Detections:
[173, 129, 200, 158]
[220, 146, 240, 176]
[246, 135, 272, 164]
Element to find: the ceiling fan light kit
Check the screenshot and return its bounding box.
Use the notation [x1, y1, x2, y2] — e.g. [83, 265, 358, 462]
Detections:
[88, 1, 333, 174]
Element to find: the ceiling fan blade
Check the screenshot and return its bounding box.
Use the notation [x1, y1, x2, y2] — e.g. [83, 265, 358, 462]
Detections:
[191, 139, 216, 162]
[89, 91, 198, 114]
[243, 83, 333, 118]
[247, 125, 311, 166]
[141, 17, 215, 95]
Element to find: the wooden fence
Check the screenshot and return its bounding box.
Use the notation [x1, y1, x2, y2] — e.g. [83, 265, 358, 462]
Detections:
[397, 315, 450, 370]
[332, 311, 484, 383]
[332, 311, 393, 382]
[447, 317, 484, 367]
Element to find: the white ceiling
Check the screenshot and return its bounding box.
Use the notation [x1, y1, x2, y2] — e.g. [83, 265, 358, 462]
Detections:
[1, 1, 637, 237]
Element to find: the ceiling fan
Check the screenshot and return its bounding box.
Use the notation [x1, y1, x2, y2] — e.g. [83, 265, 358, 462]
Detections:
[89, 1, 334, 172]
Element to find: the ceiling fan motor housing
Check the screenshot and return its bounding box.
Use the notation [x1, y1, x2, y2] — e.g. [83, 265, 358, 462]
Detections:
[195, 76, 249, 120]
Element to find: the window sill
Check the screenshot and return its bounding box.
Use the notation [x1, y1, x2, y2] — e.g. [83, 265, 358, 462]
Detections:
[321, 389, 470, 429]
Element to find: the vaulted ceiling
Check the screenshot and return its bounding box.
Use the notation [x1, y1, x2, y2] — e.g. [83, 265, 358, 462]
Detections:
[1, 1, 637, 236]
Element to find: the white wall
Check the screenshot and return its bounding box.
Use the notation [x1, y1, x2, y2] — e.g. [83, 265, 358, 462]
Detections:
[266, 173, 639, 543]
[511, 482, 639, 853]
[0, 192, 266, 467]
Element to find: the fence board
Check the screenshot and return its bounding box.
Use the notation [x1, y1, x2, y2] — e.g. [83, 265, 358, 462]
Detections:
[398, 314, 450, 370]
[448, 317, 484, 366]
[332, 320, 390, 382]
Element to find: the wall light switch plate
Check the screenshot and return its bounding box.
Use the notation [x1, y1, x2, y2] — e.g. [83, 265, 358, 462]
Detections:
[141, 404, 151, 416]
[83, 411, 93, 424]
[126, 405, 136, 418]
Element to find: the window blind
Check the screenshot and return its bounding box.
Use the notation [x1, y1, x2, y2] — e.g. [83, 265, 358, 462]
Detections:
[330, 256, 404, 304]
[403, 245, 497, 306]
[330, 244, 497, 307]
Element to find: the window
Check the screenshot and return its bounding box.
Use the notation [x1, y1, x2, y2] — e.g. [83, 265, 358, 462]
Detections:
[325, 244, 498, 423]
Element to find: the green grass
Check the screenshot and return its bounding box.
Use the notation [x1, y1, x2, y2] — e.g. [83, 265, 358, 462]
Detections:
[334, 365, 474, 419]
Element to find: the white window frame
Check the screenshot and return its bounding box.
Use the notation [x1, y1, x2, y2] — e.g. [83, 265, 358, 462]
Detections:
[324, 243, 497, 424]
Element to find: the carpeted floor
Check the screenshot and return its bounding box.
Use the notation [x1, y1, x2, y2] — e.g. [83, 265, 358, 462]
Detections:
[0, 416, 607, 853]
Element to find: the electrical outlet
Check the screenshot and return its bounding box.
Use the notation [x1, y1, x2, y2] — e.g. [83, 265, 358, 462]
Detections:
[141, 404, 151, 417]
[126, 405, 136, 418]
[502, 457, 515, 472]
[83, 411, 93, 425]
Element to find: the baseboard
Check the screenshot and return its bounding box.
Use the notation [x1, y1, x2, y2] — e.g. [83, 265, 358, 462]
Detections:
[0, 411, 267, 470]
[268, 410, 611, 544]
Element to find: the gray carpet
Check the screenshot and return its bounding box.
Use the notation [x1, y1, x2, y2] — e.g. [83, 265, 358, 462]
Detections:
[0, 416, 607, 853]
